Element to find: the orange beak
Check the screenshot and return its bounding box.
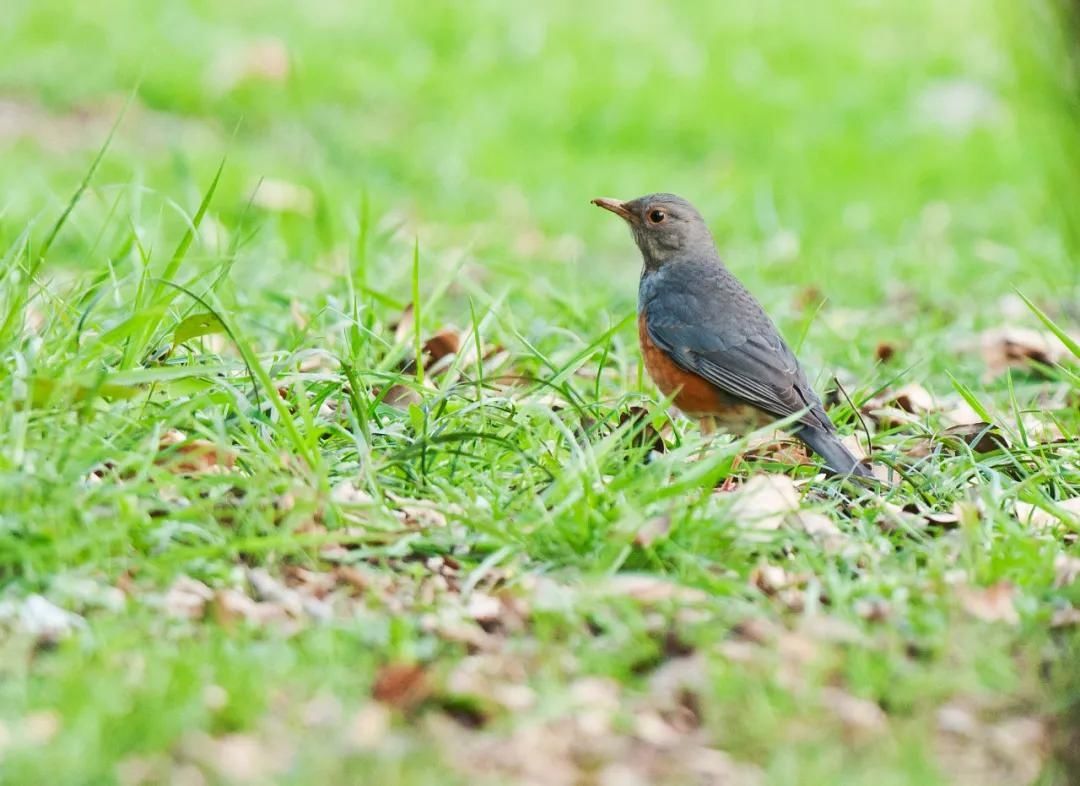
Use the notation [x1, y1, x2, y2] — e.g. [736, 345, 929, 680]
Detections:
[591, 197, 632, 221]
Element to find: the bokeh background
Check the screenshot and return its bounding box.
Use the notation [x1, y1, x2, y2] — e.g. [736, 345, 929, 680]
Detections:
[2, 1, 1080, 784]
[3, 0, 1076, 321]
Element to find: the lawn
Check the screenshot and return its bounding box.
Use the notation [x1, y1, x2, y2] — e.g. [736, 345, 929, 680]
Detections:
[1, 0, 1079, 783]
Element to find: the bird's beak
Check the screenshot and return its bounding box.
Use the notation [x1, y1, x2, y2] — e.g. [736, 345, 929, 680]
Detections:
[591, 197, 632, 221]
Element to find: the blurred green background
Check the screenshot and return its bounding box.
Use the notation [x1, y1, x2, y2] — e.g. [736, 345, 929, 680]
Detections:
[3, 0, 1074, 310]
[2, 1, 1079, 784]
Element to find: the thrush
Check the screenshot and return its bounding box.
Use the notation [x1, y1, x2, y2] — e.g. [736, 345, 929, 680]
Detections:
[593, 193, 872, 478]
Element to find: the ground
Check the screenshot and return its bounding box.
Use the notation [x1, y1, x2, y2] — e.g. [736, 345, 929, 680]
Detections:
[1, 0, 1079, 784]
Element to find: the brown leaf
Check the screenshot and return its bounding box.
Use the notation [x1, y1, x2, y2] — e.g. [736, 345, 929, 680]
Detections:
[381, 384, 422, 410]
[979, 326, 1069, 378]
[156, 430, 236, 475]
[941, 422, 1010, 454]
[372, 663, 431, 710]
[881, 382, 936, 414]
[957, 582, 1019, 625]
[423, 328, 462, 373]
[741, 434, 810, 466]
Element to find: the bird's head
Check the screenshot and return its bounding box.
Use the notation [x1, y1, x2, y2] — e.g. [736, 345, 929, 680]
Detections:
[591, 193, 715, 270]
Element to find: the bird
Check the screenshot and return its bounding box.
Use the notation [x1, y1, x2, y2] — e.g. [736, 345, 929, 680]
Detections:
[592, 193, 873, 478]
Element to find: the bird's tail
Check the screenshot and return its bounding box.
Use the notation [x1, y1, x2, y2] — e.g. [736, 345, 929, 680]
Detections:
[798, 426, 874, 478]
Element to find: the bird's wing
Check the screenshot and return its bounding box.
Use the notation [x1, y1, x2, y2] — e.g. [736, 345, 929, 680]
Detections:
[645, 299, 830, 429]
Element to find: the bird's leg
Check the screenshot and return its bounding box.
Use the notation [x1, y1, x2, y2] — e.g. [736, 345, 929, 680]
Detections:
[696, 416, 716, 460]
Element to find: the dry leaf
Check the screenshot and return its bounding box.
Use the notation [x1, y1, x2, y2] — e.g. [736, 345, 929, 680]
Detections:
[1051, 605, 1080, 628]
[941, 422, 1010, 454]
[598, 575, 707, 605]
[979, 326, 1069, 378]
[634, 515, 672, 548]
[741, 434, 810, 466]
[372, 663, 431, 710]
[346, 702, 391, 749]
[957, 582, 1019, 625]
[820, 687, 887, 738]
[1054, 555, 1080, 588]
[156, 430, 236, 475]
[185, 731, 292, 783]
[725, 473, 801, 530]
[749, 564, 799, 596]
[164, 576, 214, 619]
[381, 384, 422, 410]
[423, 328, 462, 374]
[1015, 497, 1080, 529]
[854, 596, 892, 622]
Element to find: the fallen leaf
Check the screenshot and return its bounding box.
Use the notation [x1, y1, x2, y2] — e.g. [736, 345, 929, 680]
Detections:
[957, 582, 1019, 625]
[1051, 605, 1080, 628]
[423, 328, 462, 373]
[372, 663, 431, 710]
[725, 473, 801, 530]
[597, 575, 707, 605]
[748, 564, 799, 596]
[156, 430, 236, 475]
[1015, 497, 1080, 530]
[878, 382, 936, 415]
[1054, 555, 1080, 588]
[184, 731, 292, 783]
[854, 596, 892, 622]
[164, 576, 214, 619]
[346, 702, 391, 749]
[979, 326, 1070, 378]
[741, 434, 810, 467]
[634, 515, 672, 548]
[820, 687, 887, 738]
[380, 384, 422, 410]
[941, 422, 1010, 454]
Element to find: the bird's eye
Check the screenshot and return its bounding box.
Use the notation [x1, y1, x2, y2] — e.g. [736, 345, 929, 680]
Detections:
[648, 209, 666, 224]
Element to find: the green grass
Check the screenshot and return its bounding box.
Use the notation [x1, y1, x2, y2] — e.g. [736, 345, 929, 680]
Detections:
[1, 0, 1079, 783]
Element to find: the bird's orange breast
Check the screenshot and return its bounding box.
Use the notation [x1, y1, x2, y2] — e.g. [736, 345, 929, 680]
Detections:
[638, 313, 772, 433]
[638, 314, 721, 417]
